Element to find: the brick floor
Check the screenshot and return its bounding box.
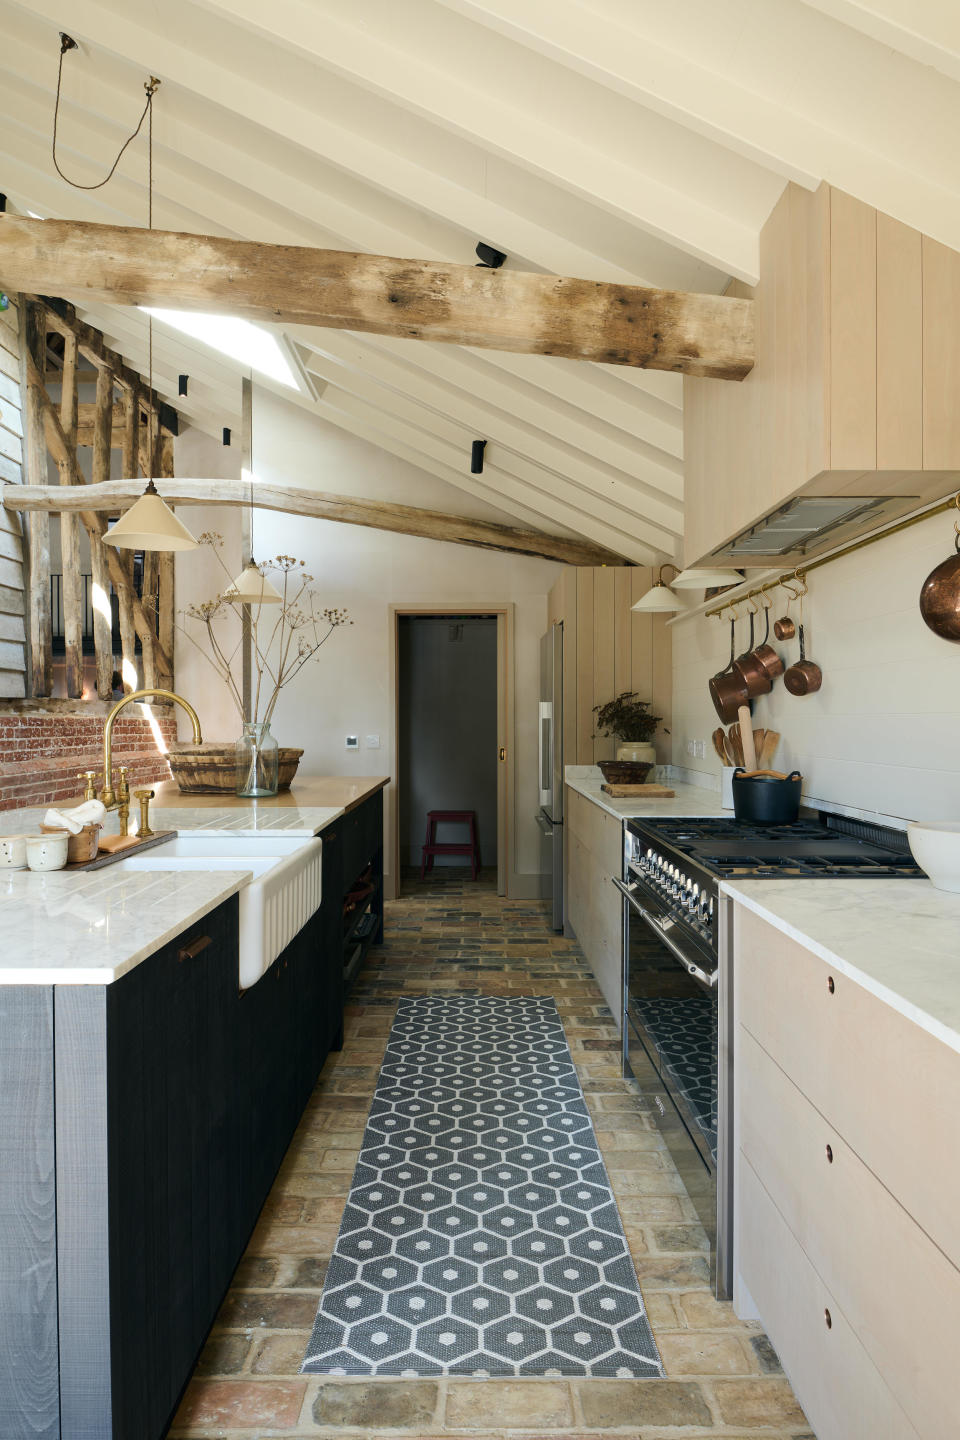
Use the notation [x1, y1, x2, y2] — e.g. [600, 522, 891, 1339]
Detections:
[170, 870, 812, 1439]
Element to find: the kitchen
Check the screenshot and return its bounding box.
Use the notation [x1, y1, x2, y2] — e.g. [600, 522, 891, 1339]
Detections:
[2, 6, 960, 1440]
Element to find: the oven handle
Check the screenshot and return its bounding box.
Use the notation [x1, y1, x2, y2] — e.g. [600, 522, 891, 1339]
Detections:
[612, 877, 718, 990]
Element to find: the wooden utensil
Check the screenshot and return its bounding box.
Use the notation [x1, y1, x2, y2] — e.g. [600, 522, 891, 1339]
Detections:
[758, 729, 781, 768]
[738, 704, 758, 772]
[724, 734, 738, 765]
[728, 724, 744, 767]
[712, 728, 728, 762]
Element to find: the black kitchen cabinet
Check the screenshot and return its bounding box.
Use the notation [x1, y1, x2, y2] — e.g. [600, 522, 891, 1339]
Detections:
[1, 878, 348, 1440]
[327, 788, 385, 999]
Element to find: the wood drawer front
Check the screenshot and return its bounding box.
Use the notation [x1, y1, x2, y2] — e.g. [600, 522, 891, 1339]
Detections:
[740, 1155, 920, 1440]
[736, 904, 960, 1270]
[566, 788, 622, 876]
[567, 827, 622, 1019]
[740, 1028, 960, 1438]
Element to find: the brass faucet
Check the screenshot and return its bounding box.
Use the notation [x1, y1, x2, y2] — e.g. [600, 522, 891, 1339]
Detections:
[92, 688, 203, 836]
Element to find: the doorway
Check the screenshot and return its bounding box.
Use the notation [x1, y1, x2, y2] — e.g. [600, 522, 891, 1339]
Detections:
[392, 608, 511, 899]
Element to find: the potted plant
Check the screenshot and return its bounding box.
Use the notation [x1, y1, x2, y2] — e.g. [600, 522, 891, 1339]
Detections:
[172, 534, 351, 796]
[593, 691, 663, 765]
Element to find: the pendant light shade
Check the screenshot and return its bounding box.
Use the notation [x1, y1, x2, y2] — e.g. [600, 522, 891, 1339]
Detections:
[103, 480, 199, 551]
[223, 559, 283, 604]
[630, 564, 683, 613]
[671, 567, 744, 589]
[631, 580, 681, 613]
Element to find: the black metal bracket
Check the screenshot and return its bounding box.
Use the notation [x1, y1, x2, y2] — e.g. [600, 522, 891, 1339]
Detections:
[471, 439, 487, 474]
[475, 242, 506, 269]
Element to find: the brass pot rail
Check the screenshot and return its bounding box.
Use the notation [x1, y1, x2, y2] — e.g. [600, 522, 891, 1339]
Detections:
[704, 490, 960, 620]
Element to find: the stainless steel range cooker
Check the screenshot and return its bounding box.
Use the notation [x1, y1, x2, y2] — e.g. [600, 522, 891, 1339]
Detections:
[615, 813, 922, 1298]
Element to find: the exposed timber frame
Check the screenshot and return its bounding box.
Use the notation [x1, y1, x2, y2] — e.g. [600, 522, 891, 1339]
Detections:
[5, 477, 628, 568]
[0, 217, 755, 381]
[20, 296, 176, 700]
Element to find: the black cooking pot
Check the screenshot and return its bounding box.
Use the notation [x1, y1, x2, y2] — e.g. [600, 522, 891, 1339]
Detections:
[732, 769, 802, 825]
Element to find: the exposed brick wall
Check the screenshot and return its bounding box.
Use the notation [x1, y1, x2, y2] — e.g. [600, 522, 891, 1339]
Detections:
[0, 712, 175, 811]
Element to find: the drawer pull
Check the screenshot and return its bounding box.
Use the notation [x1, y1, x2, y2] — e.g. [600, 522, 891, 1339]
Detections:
[825, 1143, 834, 1164]
[827, 975, 835, 994]
[824, 1307, 832, 1330]
[178, 934, 211, 963]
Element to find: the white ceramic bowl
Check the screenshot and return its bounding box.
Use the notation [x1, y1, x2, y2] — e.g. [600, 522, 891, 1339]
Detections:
[25, 831, 70, 872]
[907, 822, 960, 893]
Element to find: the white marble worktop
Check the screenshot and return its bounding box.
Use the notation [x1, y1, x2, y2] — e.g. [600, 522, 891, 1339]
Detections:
[0, 802, 344, 838]
[565, 765, 730, 822]
[0, 867, 249, 985]
[723, 877, 960, 1057]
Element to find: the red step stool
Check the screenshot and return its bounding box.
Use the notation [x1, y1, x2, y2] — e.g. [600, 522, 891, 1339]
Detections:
[420, 809, 481, 880]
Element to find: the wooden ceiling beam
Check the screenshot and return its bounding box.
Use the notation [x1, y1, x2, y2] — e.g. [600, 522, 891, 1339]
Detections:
[0, 217, 754, 381]
[3, 476, 629, 568]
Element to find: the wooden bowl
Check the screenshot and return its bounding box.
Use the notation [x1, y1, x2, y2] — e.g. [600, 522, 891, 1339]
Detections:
[597, 760, 653, 785]
[167, 743, 304, 794]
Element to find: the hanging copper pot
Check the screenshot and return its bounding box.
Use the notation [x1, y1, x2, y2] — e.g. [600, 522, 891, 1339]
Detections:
[733, 601, 783, 694]
[773, 580, 798, 641]
[783, 624, 823, 696]
[919, 531, 960, 642]
[709, 615, 752, 723]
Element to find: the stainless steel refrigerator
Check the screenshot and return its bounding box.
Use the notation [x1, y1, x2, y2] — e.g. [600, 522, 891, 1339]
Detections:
[537, 622, 564, 931]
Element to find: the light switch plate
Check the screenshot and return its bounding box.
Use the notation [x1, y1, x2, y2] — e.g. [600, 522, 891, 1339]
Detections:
[345, 735, 359, 750]
[365, 734, 381, 749]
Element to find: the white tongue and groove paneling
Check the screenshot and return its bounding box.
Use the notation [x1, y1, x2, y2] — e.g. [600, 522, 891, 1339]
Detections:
[0, 294, 27, 698]
[2, 0, 960, 562]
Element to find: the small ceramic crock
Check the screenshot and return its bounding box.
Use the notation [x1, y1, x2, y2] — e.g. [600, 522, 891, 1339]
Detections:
[25, 831, 70, 872]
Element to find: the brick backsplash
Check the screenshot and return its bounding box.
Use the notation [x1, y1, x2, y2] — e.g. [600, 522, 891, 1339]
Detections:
[0, 712, 176, 811]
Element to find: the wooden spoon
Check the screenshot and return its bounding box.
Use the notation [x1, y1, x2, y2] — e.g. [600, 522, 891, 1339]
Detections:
[728, 724, 744, 768]
[758, 729, 781, 769]
[712, 728, 728, 762]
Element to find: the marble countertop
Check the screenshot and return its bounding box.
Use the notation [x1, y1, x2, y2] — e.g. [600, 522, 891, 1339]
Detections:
[0, 776, 389, 984]
[0, 867, 249, 984]
[723, 877, 960, 1057]
[565, 765, 729, 821]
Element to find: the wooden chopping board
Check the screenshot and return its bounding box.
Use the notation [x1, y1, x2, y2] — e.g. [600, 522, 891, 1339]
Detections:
[66, 830, 176, 871]
[601, 783, 675, 798]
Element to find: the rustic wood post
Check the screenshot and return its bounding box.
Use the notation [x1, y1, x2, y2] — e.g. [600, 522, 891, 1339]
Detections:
[157, 432, 175, 690]
[57, 329, 84, 697]
[23, 303, 51, 696]
[90, 364, 116, 701]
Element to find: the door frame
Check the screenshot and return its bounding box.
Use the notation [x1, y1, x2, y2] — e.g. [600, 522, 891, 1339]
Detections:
[388, 603, 514, 901]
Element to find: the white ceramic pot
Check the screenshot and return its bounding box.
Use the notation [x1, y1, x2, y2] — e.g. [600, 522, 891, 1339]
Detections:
[907, 821, 960, 893]
[720, 766, 737, 810]
[25, 831, 70, 872]
[616, 741, 656, 764]
[0, 835, 27, 870]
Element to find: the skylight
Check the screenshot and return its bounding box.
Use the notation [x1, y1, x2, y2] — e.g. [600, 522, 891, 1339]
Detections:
[140, 308, 300, 389]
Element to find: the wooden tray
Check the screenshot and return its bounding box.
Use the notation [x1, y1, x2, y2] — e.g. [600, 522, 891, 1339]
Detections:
[601, 783, 675, 798]
[65, 830, 176, 871]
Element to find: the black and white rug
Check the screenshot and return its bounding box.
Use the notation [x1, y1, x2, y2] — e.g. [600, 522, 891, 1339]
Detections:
[301, 995, 663, 1377]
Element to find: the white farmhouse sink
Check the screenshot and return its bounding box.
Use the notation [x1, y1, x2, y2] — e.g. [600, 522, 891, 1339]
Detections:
[114, 835, 323, 989]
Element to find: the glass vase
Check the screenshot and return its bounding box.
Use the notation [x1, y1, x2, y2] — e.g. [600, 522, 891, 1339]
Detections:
[235, 720, 279, 797]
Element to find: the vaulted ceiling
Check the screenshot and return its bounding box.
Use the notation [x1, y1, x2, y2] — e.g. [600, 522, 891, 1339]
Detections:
[2, 0, 959, 563]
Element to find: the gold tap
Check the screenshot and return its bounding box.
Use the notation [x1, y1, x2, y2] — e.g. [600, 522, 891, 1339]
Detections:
[98, 688, 203, 835]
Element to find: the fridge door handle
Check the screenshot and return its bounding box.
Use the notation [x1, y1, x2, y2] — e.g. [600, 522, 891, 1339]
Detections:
[535, 811, 554, 836]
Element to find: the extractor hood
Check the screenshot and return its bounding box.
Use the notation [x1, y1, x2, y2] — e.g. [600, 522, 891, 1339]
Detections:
[716, 494, 917, 559]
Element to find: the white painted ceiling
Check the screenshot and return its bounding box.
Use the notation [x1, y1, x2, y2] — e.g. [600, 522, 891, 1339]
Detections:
[2, 0, 958, 562]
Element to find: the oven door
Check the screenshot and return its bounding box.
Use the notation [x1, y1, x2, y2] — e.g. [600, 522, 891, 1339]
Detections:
[615, 876, 720, 1286]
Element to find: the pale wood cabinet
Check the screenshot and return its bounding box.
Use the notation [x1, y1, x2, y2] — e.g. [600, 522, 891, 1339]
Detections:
[565, 786, 623, 1019]
[548, 567, 671, 767]
[733, 903, 960, 1440]
[684, 183, 960, 567]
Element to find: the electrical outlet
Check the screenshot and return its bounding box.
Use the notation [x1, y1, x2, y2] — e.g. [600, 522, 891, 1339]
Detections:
[365, 734, 381, 749]
[686, 740, 696, 757]
[345, 735, 359, 751]
[694, 739, 706, 760]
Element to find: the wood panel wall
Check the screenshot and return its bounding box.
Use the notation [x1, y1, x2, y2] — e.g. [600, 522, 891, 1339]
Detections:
[547, 566, 671, 766]
[0, 290, 27, 698]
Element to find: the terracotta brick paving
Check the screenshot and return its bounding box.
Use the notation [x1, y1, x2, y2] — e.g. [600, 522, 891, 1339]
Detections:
[170, 871, 812, 1439]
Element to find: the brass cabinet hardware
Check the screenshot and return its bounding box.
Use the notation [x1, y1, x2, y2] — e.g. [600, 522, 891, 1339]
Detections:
[825, 1143, 834, 1164]
[178, 934, 211, 963]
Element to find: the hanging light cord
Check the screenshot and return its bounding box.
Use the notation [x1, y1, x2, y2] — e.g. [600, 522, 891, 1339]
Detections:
[52, 33, 159, 191]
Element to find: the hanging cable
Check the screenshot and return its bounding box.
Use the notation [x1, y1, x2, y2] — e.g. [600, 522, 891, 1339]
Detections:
[52, 33, 160, 192]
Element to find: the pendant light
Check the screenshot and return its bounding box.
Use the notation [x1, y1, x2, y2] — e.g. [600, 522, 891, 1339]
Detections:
[671, 567, 744, 589]
[101, 77, 198, 553]
[224, 380, 282, 604]
[631, 564, 682, 613]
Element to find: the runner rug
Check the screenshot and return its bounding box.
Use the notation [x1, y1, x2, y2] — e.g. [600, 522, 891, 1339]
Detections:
[301, 994, 663, 1377]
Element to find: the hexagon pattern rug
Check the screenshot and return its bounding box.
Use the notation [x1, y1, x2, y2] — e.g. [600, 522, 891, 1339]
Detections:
[301, 995, 664, 1376]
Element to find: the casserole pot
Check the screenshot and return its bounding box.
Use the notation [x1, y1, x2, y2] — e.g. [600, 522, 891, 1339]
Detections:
[783, 625, 822, 696]
[732, 768, 802, 825]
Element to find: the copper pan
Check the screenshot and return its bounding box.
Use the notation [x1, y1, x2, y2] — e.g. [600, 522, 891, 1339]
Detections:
[783, 624, 822, 696]
[732, 603, 779, 696]
[919, 529, 960, 642]
[709, 615, 752, 724]
[773, 580, 799, 641]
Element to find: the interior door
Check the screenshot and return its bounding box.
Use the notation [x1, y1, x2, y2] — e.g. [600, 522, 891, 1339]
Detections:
[497, 612, 508, 897]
